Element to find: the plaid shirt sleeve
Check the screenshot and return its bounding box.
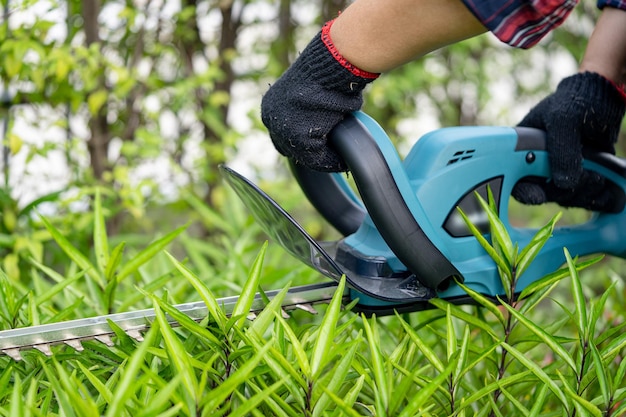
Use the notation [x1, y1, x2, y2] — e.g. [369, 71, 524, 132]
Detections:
[597, 0, 626, 9]
[461, 0, 579, 49]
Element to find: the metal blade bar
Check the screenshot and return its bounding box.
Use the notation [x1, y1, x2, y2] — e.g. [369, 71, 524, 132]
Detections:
[0, 282, 344, 360]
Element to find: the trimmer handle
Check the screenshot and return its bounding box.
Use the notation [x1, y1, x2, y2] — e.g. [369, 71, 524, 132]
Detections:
[292, 115, 460, 289]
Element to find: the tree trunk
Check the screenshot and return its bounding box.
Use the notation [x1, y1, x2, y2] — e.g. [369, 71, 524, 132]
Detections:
[82, 0, 110, 181]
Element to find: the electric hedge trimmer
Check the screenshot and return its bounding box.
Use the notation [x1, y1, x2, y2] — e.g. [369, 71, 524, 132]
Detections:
[2, 111, 626, 360]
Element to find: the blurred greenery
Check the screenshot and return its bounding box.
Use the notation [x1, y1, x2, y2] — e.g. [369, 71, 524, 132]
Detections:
[0, 0, 625, 415]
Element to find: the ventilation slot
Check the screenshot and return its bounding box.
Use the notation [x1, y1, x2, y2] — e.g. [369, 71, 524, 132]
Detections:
[447, 149, 475, 165]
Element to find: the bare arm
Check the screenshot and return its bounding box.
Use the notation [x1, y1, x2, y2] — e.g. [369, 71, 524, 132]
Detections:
[330, 0, 487, 74]
[580, 7, 626, 85]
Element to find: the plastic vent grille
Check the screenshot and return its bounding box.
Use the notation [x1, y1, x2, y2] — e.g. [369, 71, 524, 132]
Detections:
[447, 149, 475, 165]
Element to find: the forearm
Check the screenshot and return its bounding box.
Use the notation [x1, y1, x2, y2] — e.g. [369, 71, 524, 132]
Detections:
[329, 0, 486, 74]
[580, 7, 626, 85]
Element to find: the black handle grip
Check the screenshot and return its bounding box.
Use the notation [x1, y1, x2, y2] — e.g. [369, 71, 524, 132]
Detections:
[327, 115, 461, 290]
[289, 161, 365, 236]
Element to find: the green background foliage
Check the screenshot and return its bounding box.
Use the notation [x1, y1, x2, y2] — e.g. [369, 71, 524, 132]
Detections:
[0, 0, 625, 415]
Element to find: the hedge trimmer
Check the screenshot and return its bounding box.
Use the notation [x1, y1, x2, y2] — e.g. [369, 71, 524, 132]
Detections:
[2, 111, 626, 360]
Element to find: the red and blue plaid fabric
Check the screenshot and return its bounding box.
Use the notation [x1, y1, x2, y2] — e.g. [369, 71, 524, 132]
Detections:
[462, 1, 626, 49]
[461, 0, 578, 48]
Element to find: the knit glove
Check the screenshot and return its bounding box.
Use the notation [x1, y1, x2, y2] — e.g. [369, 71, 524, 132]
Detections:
[261, 20, 379, 172]
[513, 72, 626, 211]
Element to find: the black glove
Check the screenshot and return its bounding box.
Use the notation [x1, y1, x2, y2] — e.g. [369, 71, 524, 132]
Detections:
[513, 72, 626, 212]
[261, 20, 379, 172]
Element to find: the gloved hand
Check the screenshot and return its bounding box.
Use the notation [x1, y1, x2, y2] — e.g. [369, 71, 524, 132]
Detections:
[513, 71, 626, 212]
[261, 20, 379, 172]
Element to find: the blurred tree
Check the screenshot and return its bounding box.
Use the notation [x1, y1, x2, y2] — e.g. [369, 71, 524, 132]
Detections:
[0, 0, 619, 237]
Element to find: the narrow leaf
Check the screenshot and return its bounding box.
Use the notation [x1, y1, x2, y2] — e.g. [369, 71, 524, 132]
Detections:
[39, 214, 102, 287]
[565, 248, 587, 338]
[153, 302, 198, 413]
[273, 310, 311, 378]
[229, 379, 285, 417]
[312, 340, 359, 417]
[501, 342, 569, 410]
[456, 280, 505, 325]
[310, 276, 345, 379]
[398, 313, 444, 373]
[93, 187, 109, 275]
[106, 323, 160, 417]
[166, 251, 227, 330]
[558, 370, 603, 417]
[528, 384, 549, 417]
[247, 284, 290, 338]
[105, 242, 126, 282]
[116, 224, 188, 283]
[232, 241, 267, 329]
[457, 207, 512, 285]
[397, 354, 457, 417]
[515, 212, 561, 279]
[362, 315, 389, 413]
[201, 343, 272, 411]
[429, 298, 498, 339]
[500, 300, 576, 372]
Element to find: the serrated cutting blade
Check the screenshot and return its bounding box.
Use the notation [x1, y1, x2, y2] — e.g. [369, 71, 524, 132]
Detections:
[0, 282, 344, 360]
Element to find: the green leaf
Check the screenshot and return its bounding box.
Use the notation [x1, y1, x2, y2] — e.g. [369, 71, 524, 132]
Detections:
[319, 385, 365, 417]
[247, 284, 290, 339]
[9, 373, 23, 417]
[589, 340, 610, 409]
[429, 298, 498, 339]
[498, 384, 530, 415]
[457, 206, 512, 288]
[39, 214, 103, 288]
[501, 342, 569, 410]
[499, 300, 576, 372]
[528, 384, 549, 417]
[455, 371, 531, 414]
[201, 342, 272, 412]
[105, 323, 160, 417]
[362, 315, 389, 413]
[146, 290, 222, 346]
[398, 313, 444, 373]
[153, 302, 198, 414]
[116, 224, 187, 283]
[455, 280, 505, 325]
[105, 242, 126, 282]
[230, 379, 285, 417]
[310, 275, 346, 379]
[558, 370, 603, 417]
[481, 188, 515, 266]
[397, 354, 457, 417]
[87, 89, 108, 114]
[76, 362, 113, 404]
[93, 188, 109, 276]
[232, 241, 267, 329]
[272, 310, 311, 378]
[33, 268, 86, 306]
[312, 340, 359, 417]
[515, 212, 561, 279]
[518, 256, 602, 301]
[165, 251, 227, 330]
[453, 325, 471, 387]
[564, 248, 587, 339]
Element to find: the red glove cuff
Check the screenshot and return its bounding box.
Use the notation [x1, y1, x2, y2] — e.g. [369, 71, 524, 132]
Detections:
[321, 20, 380, 80]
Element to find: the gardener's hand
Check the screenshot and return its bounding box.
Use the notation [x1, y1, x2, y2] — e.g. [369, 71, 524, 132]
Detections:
[513, 71, 626, 212]
[261, 20, 379, 172]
